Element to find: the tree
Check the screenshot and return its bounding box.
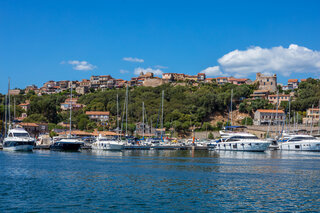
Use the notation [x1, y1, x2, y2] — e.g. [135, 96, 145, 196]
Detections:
[241, 117, 253, 125]
[208, 132, 214, 139]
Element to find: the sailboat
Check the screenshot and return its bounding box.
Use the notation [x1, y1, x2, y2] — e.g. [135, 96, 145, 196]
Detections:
[50, 87, 84, 151]
[2, 78, 35, 151]
[91, 94, 124, 151]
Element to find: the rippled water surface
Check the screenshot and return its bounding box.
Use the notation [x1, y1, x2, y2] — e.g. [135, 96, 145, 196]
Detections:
[1, 150, 320, 212]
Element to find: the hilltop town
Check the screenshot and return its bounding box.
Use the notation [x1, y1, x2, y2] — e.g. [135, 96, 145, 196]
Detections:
[1, 71, 319, 140]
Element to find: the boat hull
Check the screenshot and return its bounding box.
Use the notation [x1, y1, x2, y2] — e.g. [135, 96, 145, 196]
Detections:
[214, 141, 270, 152]
[92, 143, 123, 151]
[2, 144, 34, 151]
[50, 142, 82, 151]
[279, 142, 320, 151]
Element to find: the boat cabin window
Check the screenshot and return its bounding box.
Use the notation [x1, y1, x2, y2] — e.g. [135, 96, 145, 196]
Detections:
[289, 136, 316, 141]
[9, 133, 13, 137]
[13, 133, 30, 137]
[227, 136, 258, 141]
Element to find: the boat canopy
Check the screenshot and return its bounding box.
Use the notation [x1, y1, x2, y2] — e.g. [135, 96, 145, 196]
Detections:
[224, 126, 247, 130]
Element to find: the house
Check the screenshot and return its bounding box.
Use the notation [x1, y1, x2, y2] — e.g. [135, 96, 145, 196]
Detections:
[267, 94, 291, 105]
[250, 90, 269, 99]
[227, 77, 252, 85]
[254, 109, 286, 125]
[215, 77, 228, 85]
[86, 111, 110, 122]
[303, 108, 320, 125]
[19, 122, 40, 137]
[9, 89, 21, 95]
[60, 98, 84, 110]
[197, 73, 206, 81]
[19, 100, 30, 111]
[287, 79, 299, 90]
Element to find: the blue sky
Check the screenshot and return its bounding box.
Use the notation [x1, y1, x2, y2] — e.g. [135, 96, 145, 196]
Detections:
[1, 0, 320, 93]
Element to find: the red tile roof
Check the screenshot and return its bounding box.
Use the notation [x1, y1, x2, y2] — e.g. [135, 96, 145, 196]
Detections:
[288, 79, 298, 83]
[257, 109, 285, 113]
[86, 111, 110, 116]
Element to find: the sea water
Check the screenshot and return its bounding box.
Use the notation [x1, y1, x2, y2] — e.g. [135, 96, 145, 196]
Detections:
[0, 150, 320, 212]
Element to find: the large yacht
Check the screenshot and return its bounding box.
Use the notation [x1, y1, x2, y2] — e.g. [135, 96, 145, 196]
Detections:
[278, 134, 320, 151]
[50, 136, 84, 151]
[2, 127, 35, 151]
[213, 126, 271, 152]
[91, 135, 123, 151]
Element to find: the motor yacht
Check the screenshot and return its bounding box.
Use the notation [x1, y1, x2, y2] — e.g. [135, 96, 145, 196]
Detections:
[91, 135, 123, 151]
[279, 134, 320, 151]
[2, 127, 35, 151]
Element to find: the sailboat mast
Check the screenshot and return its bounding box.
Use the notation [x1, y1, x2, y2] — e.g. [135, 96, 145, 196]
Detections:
[8, 78, 11, 129]
[69, 86, 72, 135]
[161, 90, 164, 139]
[125, 85, 128, 136]
[288, 97, 291, 134]
[230, 89, 233, 126]
[310, 104, 314, 135]
[275, 90, 279, 136]
[4, 94, 7, 137]
[117, 94, 119, 139]
[318, 100, 320, 135]
[14, 97, 16, 121]
[142, 102, 144, 139]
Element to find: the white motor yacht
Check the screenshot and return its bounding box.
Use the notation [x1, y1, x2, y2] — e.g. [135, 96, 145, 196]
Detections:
[214, 130, 270, 152]
[279, 134, 320, 151]
[92, 135, 124, 151]
[2, 127, 35, 151]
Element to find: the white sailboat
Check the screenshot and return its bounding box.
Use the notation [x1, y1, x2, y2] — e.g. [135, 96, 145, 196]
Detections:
[50, 87, 84, 151]
[91, 94, 123, 151]
[2, 78, 35, 151]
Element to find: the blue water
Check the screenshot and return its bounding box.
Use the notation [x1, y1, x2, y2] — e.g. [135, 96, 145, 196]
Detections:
[1, 150, 320, 212]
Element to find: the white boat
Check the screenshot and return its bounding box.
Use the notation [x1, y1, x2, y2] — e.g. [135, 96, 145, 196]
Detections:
[279, 134, 320, 151]
[92, 135, 124, 151]
[214, 131, 270, 152]
[2, 127, 35, 151]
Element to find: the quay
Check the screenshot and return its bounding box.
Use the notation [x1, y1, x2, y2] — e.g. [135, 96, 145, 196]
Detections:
[30, 144, 209, 151]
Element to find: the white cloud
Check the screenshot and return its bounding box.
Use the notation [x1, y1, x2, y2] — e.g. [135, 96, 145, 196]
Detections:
[64, 60, 97, 71]
[217, 44, 320, 77]
[120, 69, 129, 74]
[134, 67, 163, 76]
[201, 66, 225, 77]
[154, 65, 168, 69]
[201, 44, 320, 78]
[123, 57, 144, 63]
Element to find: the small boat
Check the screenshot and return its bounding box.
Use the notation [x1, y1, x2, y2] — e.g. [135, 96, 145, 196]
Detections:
[278, 134, 320, 151]
[91, 135, 123, 151]
[2, 127, 35, 151]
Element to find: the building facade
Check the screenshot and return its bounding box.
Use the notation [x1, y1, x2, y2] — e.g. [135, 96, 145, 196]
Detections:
[256, 73, 277, 92]
[254, 109, 285, 125]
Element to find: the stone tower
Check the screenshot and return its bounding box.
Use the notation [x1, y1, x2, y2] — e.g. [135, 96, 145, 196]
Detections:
[255, 72, 277, 92]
